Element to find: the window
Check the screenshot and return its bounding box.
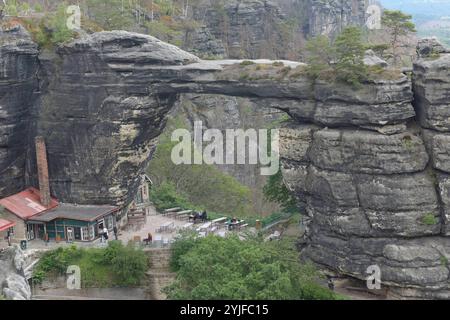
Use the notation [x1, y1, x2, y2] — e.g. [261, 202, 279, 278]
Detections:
[135, 188, 143, 204]
[81, 227, 89, 241]
[89, 225, 95, 240]
[106, 216, 113, 230]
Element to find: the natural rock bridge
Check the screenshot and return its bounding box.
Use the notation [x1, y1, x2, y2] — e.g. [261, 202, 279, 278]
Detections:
[2, 26, 450, 298]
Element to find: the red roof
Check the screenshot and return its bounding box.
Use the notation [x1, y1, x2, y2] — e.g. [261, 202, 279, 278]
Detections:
[0, 188, 58, 220]
[0, 218, 15, 232]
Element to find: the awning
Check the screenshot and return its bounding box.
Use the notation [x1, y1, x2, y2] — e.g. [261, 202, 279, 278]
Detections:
[0, 218, 15, 232]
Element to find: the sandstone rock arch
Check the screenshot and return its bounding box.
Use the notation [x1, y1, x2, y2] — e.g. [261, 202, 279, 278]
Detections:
[3, 28, 450, 298]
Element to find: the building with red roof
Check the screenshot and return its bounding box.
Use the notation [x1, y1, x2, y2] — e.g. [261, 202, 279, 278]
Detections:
[0, 218, 15, 232]
[0, 137, 124, 245]
[0, 187, 58, 241]
[0, 218, 15, 247]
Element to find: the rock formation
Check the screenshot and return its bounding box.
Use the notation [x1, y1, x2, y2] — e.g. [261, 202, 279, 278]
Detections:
[0, 246, 33, 300]
[280, 44, 450, 299]
[306, 0, 368, 38]
[194, 0, 287, 59]
[0, 25, 39, 197]
[2, 26, 450, 298]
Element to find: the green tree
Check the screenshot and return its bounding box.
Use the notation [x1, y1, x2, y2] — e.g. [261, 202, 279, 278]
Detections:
[304, 35, 335, 80]
[382, 10, 416, 65]
[165, 234, 339, 300]
[263, 167, 297, 213]
[334, 26, 368, 86]
[85, 0, 135, 30]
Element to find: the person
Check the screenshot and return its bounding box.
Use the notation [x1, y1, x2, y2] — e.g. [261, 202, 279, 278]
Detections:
[201, 210, 208, 222]
[103, 226, 109, 243]
[6, 229, 11, 247]
[145, 232, 153, 245]
[327, 278, 335, 292]
[228, 217, 238, 231]
[113, 226, 118, 240]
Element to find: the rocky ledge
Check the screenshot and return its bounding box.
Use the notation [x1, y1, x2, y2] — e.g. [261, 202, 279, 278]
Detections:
[0, 246, 33, 300]
[281, 43, 450, 299]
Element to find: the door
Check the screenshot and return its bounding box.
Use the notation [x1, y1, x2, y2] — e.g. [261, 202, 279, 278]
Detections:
[26, 224, 35, 241]
[98, 219, 105, 233]
[74, 227, 82, 241]
[66, 227, 74, 242]
[37, 225, 45, 240]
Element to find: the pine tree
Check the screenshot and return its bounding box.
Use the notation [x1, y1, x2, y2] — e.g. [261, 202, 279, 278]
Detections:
[382, 10, 416, 66]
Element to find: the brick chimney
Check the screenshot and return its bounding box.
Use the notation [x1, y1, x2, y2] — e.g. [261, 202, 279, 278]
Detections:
[35, 136, 51, 207]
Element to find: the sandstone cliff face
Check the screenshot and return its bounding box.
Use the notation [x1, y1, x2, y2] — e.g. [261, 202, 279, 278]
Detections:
[279, 48, 450, 299]
[195, 0, 287, 59]
[0, 26, 39, 198]
[307, 0, 368, 38]
[27, 32, 200, 206]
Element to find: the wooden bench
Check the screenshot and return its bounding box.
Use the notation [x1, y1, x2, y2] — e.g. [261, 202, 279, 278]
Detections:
[175, 210, 193, 220]
[163, 207, 181, 217]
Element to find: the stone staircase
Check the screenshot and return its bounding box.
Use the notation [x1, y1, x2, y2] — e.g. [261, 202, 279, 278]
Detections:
[144, 248, 176, 300]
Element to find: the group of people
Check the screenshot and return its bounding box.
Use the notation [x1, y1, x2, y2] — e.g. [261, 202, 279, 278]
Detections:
[189, 211, 208, 223]
[227, 217, 239, 231]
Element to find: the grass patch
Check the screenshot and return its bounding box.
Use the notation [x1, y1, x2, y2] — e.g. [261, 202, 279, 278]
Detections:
[240, 60, 256, 66]
[441, 255, 449, 267]
[422, 213, 439, 226]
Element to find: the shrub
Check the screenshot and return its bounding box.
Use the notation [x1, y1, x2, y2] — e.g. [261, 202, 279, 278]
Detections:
[111, 243, 148, 286]
[240, 60, 255, 66]
[32, 242, 148, 287]
[422, 213, 438, 226]
[263, 166, 298, 213]
[150, 182, 192, 211]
